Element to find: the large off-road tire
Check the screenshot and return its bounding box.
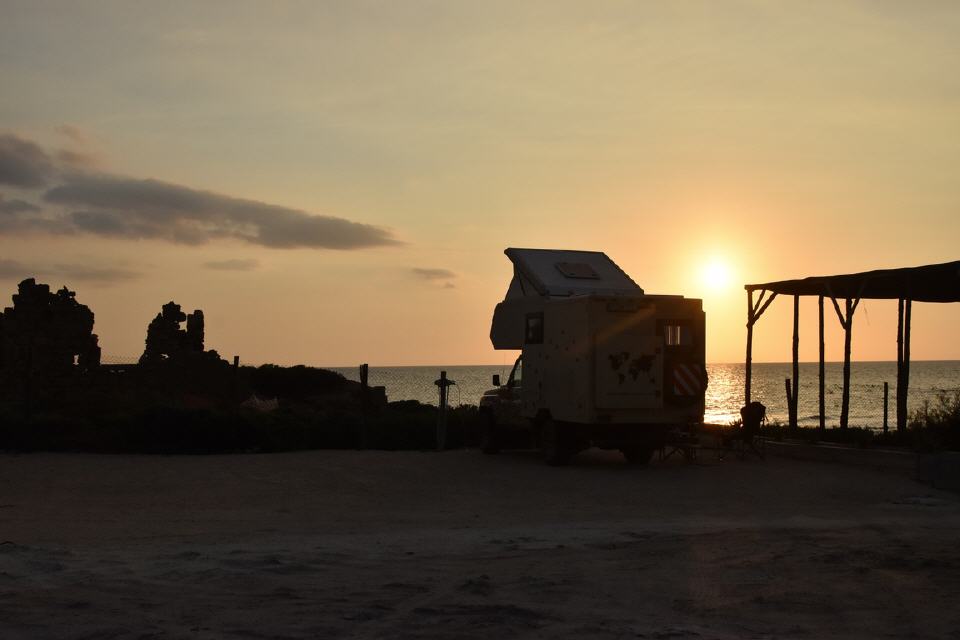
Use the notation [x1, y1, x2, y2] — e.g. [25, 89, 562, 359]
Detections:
[621, 446, 655, 466]
[479, 412, 500, 455]
[540, 417, 571, 466]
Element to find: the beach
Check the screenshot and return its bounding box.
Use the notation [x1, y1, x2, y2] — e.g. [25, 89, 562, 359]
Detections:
[2, 449, 959, 638]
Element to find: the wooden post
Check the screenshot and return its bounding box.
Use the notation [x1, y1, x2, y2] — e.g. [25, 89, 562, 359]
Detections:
[436, 370, 449, 451]
[784, 378, 793, 425]
[903, 299, 912, 429]
[818, 295, 825, 435]
[840, 298, 853, 430]
[896, 298, 905, 431]
[790, 294, 799, 430]
[745, 289, 754, 406]
[359, 363, 369, 449]
[883, 381, 889, 434]
[232, 355, 240, 405]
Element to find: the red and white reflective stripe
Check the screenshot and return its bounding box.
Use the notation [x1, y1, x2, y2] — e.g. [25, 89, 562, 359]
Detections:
[673, 364, 703, 396]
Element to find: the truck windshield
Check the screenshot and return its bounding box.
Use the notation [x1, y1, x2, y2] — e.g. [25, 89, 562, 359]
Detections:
[509, 356, 522, 387]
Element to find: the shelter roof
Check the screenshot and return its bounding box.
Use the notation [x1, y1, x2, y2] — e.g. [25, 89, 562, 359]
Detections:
[745, 260, 960, 303]
[503, 248, 643, 298]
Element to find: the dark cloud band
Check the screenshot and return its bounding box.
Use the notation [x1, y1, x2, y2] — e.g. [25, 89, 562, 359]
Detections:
[0, 134, 55, 188]
[44, 174, 400, 249]
[0, 132, 401, 251]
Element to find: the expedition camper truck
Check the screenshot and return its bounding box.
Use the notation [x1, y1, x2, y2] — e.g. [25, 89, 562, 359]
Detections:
[480, 248, 706, 465]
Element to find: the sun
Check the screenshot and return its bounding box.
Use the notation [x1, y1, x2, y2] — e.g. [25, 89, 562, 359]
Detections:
[700, 259, 734, 292]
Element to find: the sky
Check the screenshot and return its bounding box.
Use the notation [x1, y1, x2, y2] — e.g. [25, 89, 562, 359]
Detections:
[1, 1, 958, 366]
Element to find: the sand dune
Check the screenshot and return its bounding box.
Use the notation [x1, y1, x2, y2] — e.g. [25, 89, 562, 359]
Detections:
[2, 449, 959, 638]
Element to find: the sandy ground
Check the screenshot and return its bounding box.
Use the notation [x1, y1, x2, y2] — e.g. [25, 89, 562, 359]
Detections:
[2, 448, 960, 639]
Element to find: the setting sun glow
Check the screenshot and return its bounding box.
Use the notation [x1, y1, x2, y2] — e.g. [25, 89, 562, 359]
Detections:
[700, 259, 734, 292]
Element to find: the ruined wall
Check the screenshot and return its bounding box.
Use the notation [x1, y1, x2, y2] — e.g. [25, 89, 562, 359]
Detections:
[139, 301, 219, 365]
[0, 278, 101, 376]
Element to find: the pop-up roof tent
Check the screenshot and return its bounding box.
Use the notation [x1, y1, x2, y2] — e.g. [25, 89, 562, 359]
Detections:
[491, 248, 644, 349]
[502, 248, 643, 298]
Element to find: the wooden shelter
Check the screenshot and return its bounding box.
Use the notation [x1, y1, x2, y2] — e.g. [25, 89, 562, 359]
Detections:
[744, 260, 960, 431]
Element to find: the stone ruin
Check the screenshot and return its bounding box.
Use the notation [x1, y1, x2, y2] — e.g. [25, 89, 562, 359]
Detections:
[0, 278, 101, 375]
[139, 301, 222, 365]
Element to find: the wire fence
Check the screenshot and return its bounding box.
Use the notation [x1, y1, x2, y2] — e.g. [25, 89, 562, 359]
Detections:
[91, 358, 960, 430]
[330, 365, 502, 408]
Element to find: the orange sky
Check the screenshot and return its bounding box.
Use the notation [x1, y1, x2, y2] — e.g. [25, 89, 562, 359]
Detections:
[1, 2, 958, 366]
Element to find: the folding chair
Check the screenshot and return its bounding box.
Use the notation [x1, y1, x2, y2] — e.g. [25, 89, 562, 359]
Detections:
[736, 401, 767, 460]
[660, 424, 700, 462]
[719, 402, 767, 460]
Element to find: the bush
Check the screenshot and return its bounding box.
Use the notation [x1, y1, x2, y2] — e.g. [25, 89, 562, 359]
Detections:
[249, 364, 347, 399]
[908, 390, 960, 451]
[0, 397, 484, 455]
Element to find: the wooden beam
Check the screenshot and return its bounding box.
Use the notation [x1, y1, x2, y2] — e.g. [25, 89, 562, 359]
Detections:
[791, 294, 799, 429]
[829, 296, 848, 329]
[818, 295, 825, 434]
[753, 290, 778, 322]
[744, 288, 778, 407]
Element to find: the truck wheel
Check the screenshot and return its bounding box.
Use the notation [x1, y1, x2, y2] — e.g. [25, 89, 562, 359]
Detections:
[621, 446, 655, 466]
[540, 418, 570, 466]
[479, 412, 500, 455]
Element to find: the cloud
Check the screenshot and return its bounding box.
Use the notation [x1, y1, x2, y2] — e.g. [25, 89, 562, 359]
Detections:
[55, 124, 90, 145]
[0, 258, 140, 285]
[411, 267, 457, 280]
[203, 258, 260, 271]
[42, 173, 400, 249]
[56, 149, 101, 170]
[0, 133, 55, 188]
[0, 133, 401, 251]
[0, 195, 41, 215]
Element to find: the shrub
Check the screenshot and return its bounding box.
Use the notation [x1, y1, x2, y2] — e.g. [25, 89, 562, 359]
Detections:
[908, 389, 960, 451]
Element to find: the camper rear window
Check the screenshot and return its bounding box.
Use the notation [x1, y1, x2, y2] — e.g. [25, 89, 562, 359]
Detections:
[525, 313, 544, 344]
[663, 324, 692, 347]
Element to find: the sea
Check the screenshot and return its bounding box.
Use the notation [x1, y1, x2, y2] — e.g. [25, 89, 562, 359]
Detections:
[330, 361, 960, 430]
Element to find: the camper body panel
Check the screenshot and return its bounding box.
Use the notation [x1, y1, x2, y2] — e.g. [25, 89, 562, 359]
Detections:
[517, 294, 704, 427]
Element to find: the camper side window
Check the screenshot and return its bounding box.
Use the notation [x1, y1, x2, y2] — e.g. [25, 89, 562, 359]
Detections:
[525, 313, 544, 344]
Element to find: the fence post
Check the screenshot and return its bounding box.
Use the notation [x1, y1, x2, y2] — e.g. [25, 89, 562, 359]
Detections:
[232, 355, 239, 405]
[359, 364, 369, 449]
[883, 381, 889, 434]
[784, 378, 794, 429]
[434, 370, 455, 451]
